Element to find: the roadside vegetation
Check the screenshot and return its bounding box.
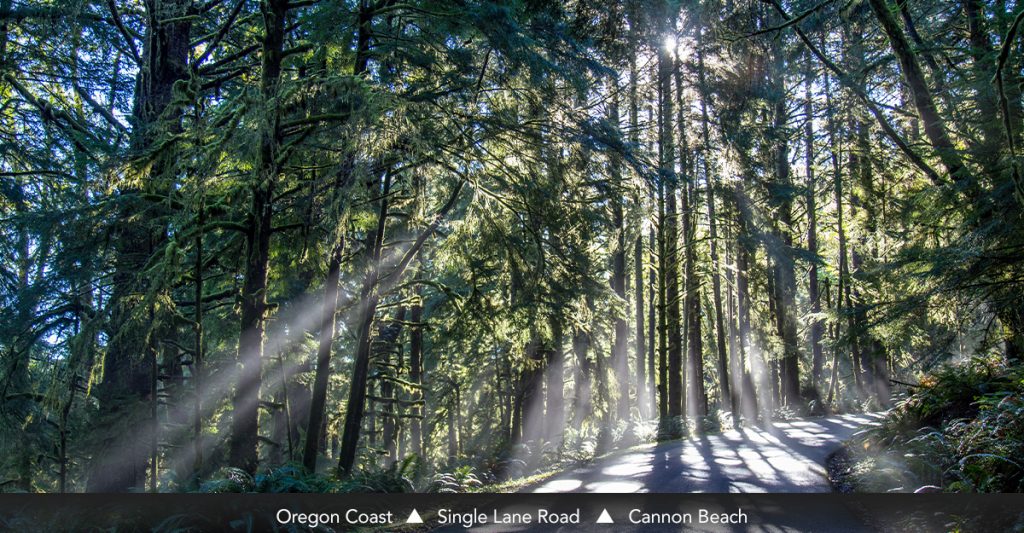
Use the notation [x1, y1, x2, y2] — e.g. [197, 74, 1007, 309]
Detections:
[832, 356, 1023, 493]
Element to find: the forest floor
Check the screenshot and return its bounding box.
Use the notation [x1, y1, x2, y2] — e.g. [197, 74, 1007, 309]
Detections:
[526, 413, 886, 494]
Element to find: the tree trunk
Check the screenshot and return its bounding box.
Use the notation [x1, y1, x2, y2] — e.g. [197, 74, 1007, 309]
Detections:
[379, 307, 407, 466]
[866, 0, 970, 190]
[301, 0, 372, 470]
[229, 0, 288, 475]
[611, 90, 630, 422]
[657, 15, 683, 429]
[447, 387, 459, 462]
[302, 245, 342, 472]
[823, 68, 849, 407]
[409, 272, 424, 457]
[648, 226, 658, 419]
[771, 47, 801, 409]
[628, 26, 649, 420]
[337, 167, 392, 475]
[148, 317, 158, 492]
[805, 60, 825, 400]
[657, 178, 669, 422]
[571, 322, 592, 426]
[697, 46, 733, 417]
[675, 58, 706, 421]
[546, 319, 565, 446]
[192, 201, 205, 480]
[734, 183, 760, 423]
[724, 210, 744, 424]
[518, 335, 546, 445]
[87, 0, 192, 493]
[634, 236, 647, 419]
[963, 0, 1001, 155]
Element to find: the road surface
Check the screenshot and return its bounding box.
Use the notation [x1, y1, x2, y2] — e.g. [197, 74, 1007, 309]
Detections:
[528, 413, 885, 493]
[433, 414, 886, 532]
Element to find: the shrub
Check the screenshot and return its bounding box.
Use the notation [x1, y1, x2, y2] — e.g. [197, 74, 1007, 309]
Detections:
[200, 457, 421, 493]
[199, 467, 255, 493]
[336, 456, 418, 493]
[429, 465, 483, 493]
[845, 357, 1024, 493]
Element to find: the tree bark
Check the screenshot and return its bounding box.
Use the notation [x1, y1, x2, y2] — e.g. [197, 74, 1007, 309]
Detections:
[229, 0, 288, 475]
[546, 319, 565, 446]
[771, 45, 801, 409]
[611, 90, 630, 422]
[805, 60, 825, 398]
[866, 0, 970, 189]
[87, 0, 192, 493]
[634, 236, 647, 418]
[409, 270, 425, 457]
[656, 7, 683, 430]
[697, 61, 733, 419]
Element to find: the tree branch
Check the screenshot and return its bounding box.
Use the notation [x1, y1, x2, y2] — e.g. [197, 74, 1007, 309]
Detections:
[994, 7, 1024, 203]
[73, 84, 128, 132]
[762, 0, 945, 186]
[378, 179, 467, 296]
[193, 0, 246, 68]
[104, 0, 141, 64]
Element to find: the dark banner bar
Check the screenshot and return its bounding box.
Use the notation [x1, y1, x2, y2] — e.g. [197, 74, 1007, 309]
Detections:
[1, 494, 1022, 532]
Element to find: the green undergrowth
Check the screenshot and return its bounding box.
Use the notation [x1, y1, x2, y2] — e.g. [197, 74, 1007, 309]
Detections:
[194, 414, 750, 494]
[194, 419, 672, 494]
[199, 456, 421, 493]
[195, 408, 819, 495]
[837, 356, 1024, 493]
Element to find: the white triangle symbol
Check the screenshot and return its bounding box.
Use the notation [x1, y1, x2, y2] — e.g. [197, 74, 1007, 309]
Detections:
[596, 509, 614, 524]
[407, 509, 424, 524]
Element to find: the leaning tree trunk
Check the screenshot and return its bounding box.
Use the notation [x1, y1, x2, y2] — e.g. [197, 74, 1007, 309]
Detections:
[337, 168, 392, 475]
[866, 0, 970, 191]
[302, 244, 342, 472]
[301, 3, 372, 470]
[336, 177, 465, 475]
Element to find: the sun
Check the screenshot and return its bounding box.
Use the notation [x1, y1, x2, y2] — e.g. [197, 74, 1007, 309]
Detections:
[663, 34, 678, 53]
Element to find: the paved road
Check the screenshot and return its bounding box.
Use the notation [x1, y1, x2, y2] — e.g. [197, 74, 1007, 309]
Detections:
[434, 414, 885, 532]
[528, 413, 885, 494]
